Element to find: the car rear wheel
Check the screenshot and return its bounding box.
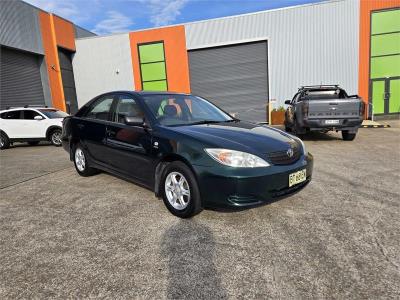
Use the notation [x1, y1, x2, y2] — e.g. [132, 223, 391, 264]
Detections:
[161, 161, 202, 218]
[342, 130, 356, 141]
[0, 132, 10, 150]
[73, 144, 98, 176]
[50, 129, 62, 146]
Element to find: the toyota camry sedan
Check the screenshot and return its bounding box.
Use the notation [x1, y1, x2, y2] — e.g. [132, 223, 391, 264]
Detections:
[62, 91, 313, 218]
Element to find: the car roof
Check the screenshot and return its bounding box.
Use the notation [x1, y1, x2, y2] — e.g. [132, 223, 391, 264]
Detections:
[0, 107, 57, 113]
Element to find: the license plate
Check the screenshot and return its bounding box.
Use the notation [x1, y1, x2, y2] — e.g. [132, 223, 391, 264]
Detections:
[325, 119, 340, 125]
[289, 169, 307, 187]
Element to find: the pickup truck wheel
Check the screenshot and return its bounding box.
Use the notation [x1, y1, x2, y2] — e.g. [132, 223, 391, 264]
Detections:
[342, 131, 356, 141]
[161, 161, 203, 218]
[73, 144, 98, 176]
[285, 126, 291, 132]
[0, 132, 10, 150]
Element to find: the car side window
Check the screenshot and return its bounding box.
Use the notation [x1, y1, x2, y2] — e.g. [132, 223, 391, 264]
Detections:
[85, 96, 114, 121]
[23, 110, 42, 120]
[1, 110, 23, 119]
[113, 96, 144, 124]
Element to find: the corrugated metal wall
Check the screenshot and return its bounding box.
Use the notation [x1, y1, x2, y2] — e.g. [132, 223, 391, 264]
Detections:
[0, 0, 51, 106]
[72, 34, 135, 107]
[184, 0, 360, 108]
[0, 0, 43, 54]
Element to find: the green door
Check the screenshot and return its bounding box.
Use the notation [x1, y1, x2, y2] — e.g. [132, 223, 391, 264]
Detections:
[371, 80, 386, 114]
[389, 78, 400, 113]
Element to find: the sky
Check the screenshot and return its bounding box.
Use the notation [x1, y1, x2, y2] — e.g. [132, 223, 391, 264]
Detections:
[25, 0, 323, 35]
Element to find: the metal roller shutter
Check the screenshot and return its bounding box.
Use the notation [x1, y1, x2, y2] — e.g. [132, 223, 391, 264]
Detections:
[188, 41, 269, 122]
[0, 46, 45, 110]
[58, 48, 78, 114]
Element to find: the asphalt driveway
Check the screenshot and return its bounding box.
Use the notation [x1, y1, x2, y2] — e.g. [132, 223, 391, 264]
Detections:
[0, 125, 399, 299]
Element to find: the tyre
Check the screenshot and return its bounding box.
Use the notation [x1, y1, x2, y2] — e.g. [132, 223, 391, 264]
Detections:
[28, 141, 40, 146]
[49, 128, 62, 146]
[284, 126, 291, 132]
[161, 161, 203, 218]
[342, 130, 356, 141]
[73, 144, 98, 176]
[0, 132, 10, 150]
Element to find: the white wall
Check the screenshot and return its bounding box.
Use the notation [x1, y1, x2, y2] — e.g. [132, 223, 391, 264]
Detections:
[72, 33, 134, 107]
[184, 0, 360, 107]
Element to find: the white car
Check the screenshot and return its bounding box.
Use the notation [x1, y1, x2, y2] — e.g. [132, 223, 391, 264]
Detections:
[0, 106, 69, 149]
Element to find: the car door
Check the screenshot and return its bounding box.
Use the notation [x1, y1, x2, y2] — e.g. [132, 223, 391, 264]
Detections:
[105, 94, 154, 185]
[76, 94, 115, 165]
[21, 110, 47, 138]
[0, 110, 23, 138]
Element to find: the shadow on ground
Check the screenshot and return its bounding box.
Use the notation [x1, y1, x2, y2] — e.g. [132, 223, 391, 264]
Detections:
[161, 220, 227, 299]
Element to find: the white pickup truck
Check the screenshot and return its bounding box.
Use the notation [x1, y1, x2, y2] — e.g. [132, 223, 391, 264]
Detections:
[284, 85, 364, 141]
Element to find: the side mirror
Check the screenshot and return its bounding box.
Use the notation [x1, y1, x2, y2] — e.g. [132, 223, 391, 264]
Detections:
[124, 116, 144, 126]
[284, 100, 291, 105]
[34, 115, 44, 120]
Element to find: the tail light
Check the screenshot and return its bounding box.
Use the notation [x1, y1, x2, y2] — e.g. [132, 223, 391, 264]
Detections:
[302, 102, 309, 116]
[359, 101, 365, 116]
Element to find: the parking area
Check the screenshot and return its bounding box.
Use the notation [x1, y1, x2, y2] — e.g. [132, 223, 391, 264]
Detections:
[1, 124, 399, 298]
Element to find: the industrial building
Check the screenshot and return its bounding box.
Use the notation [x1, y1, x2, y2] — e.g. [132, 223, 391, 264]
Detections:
[1, 0, 399, 121]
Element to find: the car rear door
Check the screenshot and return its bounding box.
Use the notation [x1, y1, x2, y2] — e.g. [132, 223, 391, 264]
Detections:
[1, 110, 24, 138]
[105, 94, 154, 185]
[75, 94, 115, 165]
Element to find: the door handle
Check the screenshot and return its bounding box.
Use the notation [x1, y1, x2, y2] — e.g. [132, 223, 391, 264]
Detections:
[106, 129, 116, 137]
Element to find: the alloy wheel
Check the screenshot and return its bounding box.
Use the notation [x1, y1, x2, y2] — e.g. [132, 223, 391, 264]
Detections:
[75, 148, 86, 172]
[52, 131, 62, 145]
[165, 171, 191, 210]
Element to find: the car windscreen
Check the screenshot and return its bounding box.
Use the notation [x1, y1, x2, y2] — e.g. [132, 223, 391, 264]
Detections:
[38, 109, 69, 118]
[142, 94, 233, 126]
[303, 89, 347, 100]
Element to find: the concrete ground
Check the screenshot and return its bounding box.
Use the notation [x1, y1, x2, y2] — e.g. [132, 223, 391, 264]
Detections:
[0, 125, 399, 299]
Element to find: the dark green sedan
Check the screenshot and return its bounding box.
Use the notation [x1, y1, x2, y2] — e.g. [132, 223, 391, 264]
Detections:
[62, 91, 313, 218]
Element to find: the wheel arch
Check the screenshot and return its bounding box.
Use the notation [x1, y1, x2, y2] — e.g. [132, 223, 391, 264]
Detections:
[154, 153, 199, 198]
[46, 125, 62, 140]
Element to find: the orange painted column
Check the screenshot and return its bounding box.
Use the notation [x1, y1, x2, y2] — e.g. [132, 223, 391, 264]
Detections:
[358, 0, 400, 115]
[39, 13, 76, 111]
[129, 25, 191, 93]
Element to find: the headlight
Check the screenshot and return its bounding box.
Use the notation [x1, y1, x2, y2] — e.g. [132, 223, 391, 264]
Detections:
[205, 148, 270, 168]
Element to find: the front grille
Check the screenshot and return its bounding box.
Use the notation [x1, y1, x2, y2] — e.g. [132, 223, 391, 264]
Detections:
[266, 141, 301, 165]
[271, 179, 309, 198]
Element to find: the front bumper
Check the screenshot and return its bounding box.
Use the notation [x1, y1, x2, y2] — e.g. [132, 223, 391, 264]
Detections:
[193, 153, 313, 209]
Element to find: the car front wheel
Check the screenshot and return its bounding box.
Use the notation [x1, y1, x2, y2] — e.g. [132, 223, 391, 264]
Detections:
[161, 161, 202, 218]
[50, 129, 62, 146]
[73, 144, 98, 176]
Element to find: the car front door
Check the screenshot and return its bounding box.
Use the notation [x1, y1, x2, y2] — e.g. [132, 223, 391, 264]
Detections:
[77, 94, 115, 165]
[22, 110, 47, 138]
[286, 93, 299, 125]
[105, 94, 154, 185]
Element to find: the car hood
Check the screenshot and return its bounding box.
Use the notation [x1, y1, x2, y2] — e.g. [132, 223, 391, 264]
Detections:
[167, 121, 298, 154]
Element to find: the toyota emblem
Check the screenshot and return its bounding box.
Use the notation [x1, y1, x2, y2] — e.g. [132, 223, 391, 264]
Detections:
[287, 148, 294, 158]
